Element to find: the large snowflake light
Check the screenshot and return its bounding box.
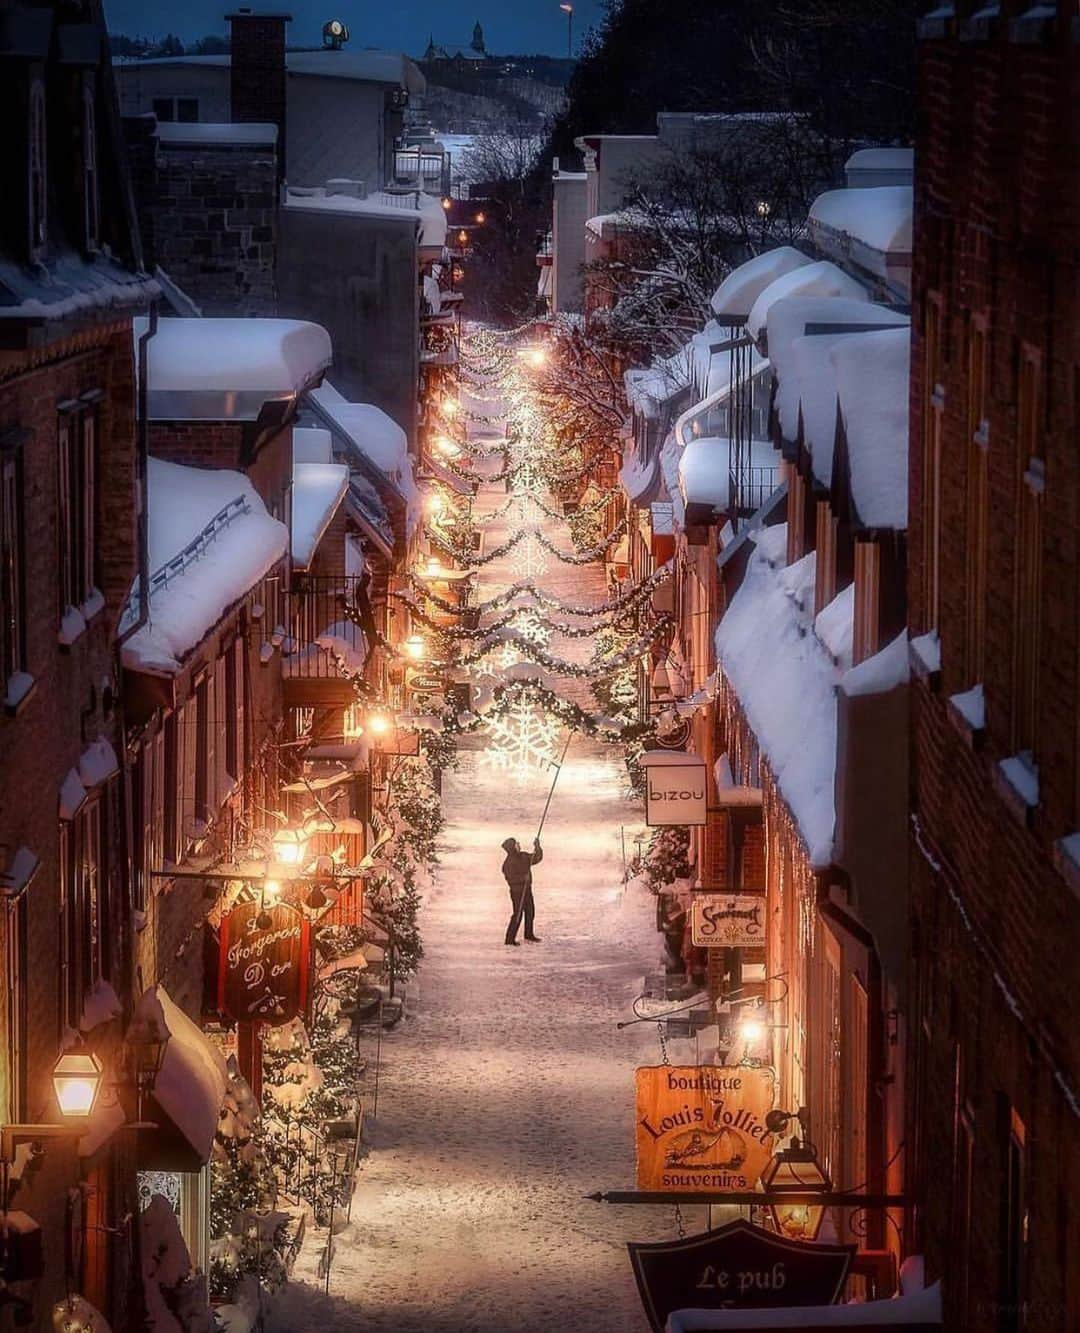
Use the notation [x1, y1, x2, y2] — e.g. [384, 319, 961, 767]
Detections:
[509, 531, 549, 578]
[481, 695, 563, 780]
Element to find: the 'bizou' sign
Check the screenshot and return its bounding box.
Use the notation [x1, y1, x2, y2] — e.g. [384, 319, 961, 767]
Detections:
[691, 893, 766, 949]
[642, 752, 707, 827]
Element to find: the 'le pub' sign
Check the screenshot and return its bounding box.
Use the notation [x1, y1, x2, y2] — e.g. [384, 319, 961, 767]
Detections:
[218, 899, 311, 1026]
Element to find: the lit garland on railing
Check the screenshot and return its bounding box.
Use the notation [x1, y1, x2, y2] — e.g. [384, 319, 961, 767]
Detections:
[444, 679, 655, 743]
[479, 486, 617, 526]
[387, 595, 642, 642]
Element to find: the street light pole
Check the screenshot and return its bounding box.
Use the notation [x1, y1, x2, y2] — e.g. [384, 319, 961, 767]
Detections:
[560, 3, 574, 60]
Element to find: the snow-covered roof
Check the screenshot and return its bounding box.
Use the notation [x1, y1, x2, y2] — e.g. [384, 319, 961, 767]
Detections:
[155, 122, 277, 147]
[619, 449, 662, 507]
[715, 530, 837, 867]
[809, 185, 913, 255]
[831, 326, 910, 530]
[133, 985, 228, 1166]
[0, 249, 159, 322]
[845, 147, 915, 173]
[291, 462, 349, 569]
[841, 630, 909, 697]
[710, 247, 813, 322]
[120, 48, 424, 91]
[136, 316, 332, 420]
[585, 208, 652, 239]
[122, 459, 288, 675]
[309, 382, 421, 532]
[283, 187, 448, 249]
[746, 261, 870, 348]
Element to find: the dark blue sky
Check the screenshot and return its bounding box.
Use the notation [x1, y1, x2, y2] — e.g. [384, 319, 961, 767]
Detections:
[103, 0, 606, 57]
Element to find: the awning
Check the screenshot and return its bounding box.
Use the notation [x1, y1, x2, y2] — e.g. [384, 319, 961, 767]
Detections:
[132, 985, 228, 1172]
[420, 454, 474, 497]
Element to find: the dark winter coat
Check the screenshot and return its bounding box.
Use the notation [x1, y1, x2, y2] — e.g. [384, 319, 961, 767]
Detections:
[501, 843, 543, 890]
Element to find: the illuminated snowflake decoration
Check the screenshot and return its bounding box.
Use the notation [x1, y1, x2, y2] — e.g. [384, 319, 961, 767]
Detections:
[481, 695, 563, 780]
[510, 492, 545, 527]
[509, 531, 549, 579]
[508, 608, 551, 648]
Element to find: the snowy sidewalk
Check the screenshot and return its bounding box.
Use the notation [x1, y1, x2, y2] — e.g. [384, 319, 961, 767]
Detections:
[270, 391, 692, 1331]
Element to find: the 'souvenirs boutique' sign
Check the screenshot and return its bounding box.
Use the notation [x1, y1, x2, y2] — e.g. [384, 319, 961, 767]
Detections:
[691, 893, 766, 949]
[635, 1065, 777, 1192]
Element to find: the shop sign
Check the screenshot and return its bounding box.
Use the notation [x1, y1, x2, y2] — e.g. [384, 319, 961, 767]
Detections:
[691, 894, 766, 949]
[628, 1219, 854, 1332]
[642, 753, 707, 827]
[218, 900, 311, 1026]
[636, 1065, 776, 1193]
[371, 728, 421, 756]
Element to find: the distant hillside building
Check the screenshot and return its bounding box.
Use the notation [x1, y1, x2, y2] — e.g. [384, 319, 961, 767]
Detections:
[423, 20, 493, 68]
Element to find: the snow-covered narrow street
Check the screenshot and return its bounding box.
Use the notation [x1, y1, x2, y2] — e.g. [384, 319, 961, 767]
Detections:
[270, 380, 685, 1332]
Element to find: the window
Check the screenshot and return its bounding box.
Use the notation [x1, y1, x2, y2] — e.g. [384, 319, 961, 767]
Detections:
[151, 97, 199, 124]
[57, 398, 99, 616]
[1013, 347, 1043, 757]
[0, 445, 26, 687]
[133, 730, 165, 911]
[998, 1101, 1028, 1333]
[164, 702, 196, 865]
[81, 80, 99, 252]
[5, 897, 27, 1119]
[965, 317, 990, 682]
[60, 795, 108, 1032]
[922, 296, 944, 631]
[28, 79, 47, 259]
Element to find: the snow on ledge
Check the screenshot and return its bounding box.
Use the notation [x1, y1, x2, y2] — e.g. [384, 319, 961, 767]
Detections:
[840, 631, 909, 697]
[715, 538, 838, 867]
[746, 261, 871, 348]
[156, 121, 278, 147]
[910, 629, 941, 676]
[710, 247, 813, 322]
[999, 755, 1039, 808]
[949, 682, 985, 731]
[291, 462, 349, 569]
[809, 185, 913, 255]
[135, 316, 332, 414]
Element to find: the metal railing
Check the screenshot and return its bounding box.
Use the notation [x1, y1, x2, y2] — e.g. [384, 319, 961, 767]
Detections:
[731, 464, 780, 517]
[285, 575, 368, 679]
[392, 148, 451, 196]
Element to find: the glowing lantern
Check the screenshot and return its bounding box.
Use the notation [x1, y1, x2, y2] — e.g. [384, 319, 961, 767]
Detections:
[52, 1048, 104, 1118]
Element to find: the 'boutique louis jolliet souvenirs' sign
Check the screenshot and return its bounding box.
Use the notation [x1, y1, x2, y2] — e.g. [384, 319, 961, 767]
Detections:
[691, 893, 766, 949]
[627, 1219, 854, 1332]
[218, 899, 311, 1026]
[642, 752, 707, 827]
[635, 1065, 777, 1193]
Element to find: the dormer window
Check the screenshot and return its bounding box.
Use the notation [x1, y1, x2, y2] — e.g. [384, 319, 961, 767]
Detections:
[28, 79, 47, 260]
[82, 80, 100, 253]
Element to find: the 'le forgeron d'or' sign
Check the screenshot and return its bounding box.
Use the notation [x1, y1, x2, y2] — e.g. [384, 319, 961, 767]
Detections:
[636, 1065, 777, 1192]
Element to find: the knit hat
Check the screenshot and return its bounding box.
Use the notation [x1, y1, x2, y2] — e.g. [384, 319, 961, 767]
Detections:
[501, 837, 518, 852]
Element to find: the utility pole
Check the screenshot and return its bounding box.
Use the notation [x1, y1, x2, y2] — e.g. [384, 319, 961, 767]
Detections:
[560, 3, 573, 60]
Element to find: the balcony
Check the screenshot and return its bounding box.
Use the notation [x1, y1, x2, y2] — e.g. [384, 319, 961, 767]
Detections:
[282, 575, 369, 707]
[393, 147, 451, 197]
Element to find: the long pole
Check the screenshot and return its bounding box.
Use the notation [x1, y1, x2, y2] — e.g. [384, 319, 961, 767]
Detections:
[536, 729, 573, 842]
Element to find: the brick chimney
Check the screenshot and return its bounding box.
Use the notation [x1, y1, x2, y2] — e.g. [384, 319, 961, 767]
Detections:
[227, 9, 291, 177]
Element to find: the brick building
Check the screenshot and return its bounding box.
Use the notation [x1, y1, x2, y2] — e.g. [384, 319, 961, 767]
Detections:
[905, 4, 1080, 1328]
[0, 1, 158, 1325]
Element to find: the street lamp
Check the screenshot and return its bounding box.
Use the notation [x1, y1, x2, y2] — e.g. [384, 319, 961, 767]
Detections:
[51, 1048, 105, 1119]
[760, 1108, 831, 1241]
[560, 3, 574, 59]
[366, 711, 392, 736]
[272, 827, 309, 867]
[442, 397, 461, 418]
[403, 634, 426, 661]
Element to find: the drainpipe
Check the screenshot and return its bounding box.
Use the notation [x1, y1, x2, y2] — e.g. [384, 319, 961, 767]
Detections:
[119, 301, 157, 647]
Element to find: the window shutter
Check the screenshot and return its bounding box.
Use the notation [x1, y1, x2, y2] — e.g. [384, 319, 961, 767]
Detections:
[57, 415, 73, 614]
[151, 728, 165, 879]
[80, 410, 96, 603]
[215, 654, 229, 803]
[234, 637, 246, 782]
[202, 670, 217, 821]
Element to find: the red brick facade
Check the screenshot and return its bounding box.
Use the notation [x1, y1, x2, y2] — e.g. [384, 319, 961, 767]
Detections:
[907, 8, 1079, 1328]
